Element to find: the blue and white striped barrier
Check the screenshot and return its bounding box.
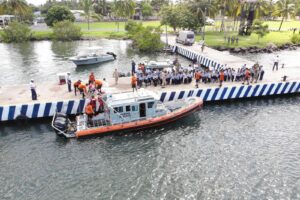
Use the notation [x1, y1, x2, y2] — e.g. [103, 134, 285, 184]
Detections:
[0, 99, 88, 122]
[159, 82, 300, 102]
[1, 82, 299, 122]
[170, 45, 223, 69]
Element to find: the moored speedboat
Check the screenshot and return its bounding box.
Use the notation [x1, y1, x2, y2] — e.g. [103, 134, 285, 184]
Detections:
[52, 90, 203, 138]
[69, 46, 117, 66]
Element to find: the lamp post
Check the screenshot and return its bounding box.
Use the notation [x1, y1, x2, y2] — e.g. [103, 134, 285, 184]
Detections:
[203, 7, 207, 41]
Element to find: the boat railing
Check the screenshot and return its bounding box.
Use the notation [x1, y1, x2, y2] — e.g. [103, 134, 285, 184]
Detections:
[101, 98, 126, 124]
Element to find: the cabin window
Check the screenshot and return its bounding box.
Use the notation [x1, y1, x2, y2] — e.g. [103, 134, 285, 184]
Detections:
[126, 105, 131, 112]
[114, 106, 123, 113]
[132, 105, 138, 112]
[148, 102, 154, 109]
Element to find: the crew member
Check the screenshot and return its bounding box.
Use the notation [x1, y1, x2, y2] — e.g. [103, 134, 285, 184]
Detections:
[89, 96, 97, 112]
[98, 96, 104, 113]
[131, 60, 136, 75]
[195, 71, 201, 88]
[85, 103, 94, 120]
[113, 68, 119, 85]
[73, 80, 81, 96]
[219, 70, 225, 87]
[131, 74, 137, 92]
[89, 72, 95, 84]
[243, 68, 251, 85]
[30, 79, 37, 100]
[95, 79, 103, 93]
[67, 72, 72, 92]
[78, 83, 87, 99]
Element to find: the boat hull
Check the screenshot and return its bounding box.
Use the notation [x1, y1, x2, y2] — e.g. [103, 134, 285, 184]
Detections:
[76, 98, 203, 138]
[70, 55, 114, 66]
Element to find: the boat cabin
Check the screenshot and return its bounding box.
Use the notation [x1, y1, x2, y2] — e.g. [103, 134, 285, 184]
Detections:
[105, 90, 165, 124]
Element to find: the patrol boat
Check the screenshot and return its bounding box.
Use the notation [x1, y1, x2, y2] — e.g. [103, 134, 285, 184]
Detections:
[52, 90, 203, 138]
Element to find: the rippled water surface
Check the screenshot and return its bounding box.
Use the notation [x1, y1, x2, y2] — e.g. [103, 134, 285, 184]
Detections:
[1, 97, 300, 199]
[1, 41, 300, 199]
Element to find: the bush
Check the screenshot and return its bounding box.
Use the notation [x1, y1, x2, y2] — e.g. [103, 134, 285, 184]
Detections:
[45, 5, 75, 27]
[291, 34, 300, 44]
[0, 22, 32, 43]
[52, 20, 82, 41]
[125, 20, 163, 52]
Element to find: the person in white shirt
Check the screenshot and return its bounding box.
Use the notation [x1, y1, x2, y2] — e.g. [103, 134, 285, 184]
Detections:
[67, 72, 72, 92]
[30, 79, 37, 100]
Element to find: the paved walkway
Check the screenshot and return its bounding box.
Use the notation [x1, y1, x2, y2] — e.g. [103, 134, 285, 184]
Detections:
[1, 66, 299, 106]
[162, 35, 254, 68]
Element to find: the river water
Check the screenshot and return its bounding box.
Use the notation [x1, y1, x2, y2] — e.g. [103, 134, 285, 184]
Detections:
[1, 40, 300, 199]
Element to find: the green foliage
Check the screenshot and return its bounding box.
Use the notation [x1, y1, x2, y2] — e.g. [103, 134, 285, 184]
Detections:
[0, 21, 31, 42]
[141, 2, 152, 18]
[291, 34, 300, 44]
[112, 0, 136, 19]
[0, 0, 30, 17]
[160, 5, 203, 31]
[52, 20, 82, 41]
[45, 5, 75, 27]
[251, 20, 269, 43]
[125, 20, 163, 52]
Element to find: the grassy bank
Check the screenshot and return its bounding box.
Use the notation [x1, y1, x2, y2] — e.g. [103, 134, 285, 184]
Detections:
[198, 31, 296, 48]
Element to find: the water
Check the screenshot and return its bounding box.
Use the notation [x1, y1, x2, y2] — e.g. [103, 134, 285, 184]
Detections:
[1, 97, 300, 199]
[0, 39, 190, 85]
[1, 40, 300, 199]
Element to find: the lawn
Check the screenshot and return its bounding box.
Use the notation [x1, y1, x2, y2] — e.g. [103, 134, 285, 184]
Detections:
[76, 20, 162, 30]
[197, 31, 295, 48]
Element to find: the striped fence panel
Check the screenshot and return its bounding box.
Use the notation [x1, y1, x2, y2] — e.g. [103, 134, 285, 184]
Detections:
[170, 45, 222, 69]
[158, 82, 300, 103]
[0, 99, 88, 122]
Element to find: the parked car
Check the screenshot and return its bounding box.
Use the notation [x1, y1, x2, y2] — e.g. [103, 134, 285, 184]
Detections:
[176, 31, 195, 46]
[205, 18, 215, 25]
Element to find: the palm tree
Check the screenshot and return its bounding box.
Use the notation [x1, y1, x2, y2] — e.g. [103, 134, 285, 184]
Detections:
[81, 0, 93, 30]
[0, 0, 30, 17]
[273, 0, 295, 31]
[112, 0, 135, 31]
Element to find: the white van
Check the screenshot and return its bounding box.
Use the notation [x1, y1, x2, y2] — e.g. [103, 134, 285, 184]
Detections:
[176, 31, 195, 46]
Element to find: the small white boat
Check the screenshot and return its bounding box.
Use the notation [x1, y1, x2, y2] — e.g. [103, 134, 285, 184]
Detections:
[52, 90, 203, 138]
[69, 47, 117, 66]
[144, 60, 173, 69]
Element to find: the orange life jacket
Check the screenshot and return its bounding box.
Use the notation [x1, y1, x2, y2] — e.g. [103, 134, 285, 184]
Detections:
[131, 76, 137, 85]
[220, 72, 225, 81]
[85, 104, 94, 115]
[195, 72, 201, 80]
[78, 83, 87, 92]
[95, 79, 102, 86]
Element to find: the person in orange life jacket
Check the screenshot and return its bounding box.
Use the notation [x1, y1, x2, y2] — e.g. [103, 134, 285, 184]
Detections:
[89, 72, 95, 84]
[219, 70, 225, 87]
[78, 83, 87, 99]
[30, 79, 37, 100]
[85, 103, 94, 120]
[131, 74, 137, 92]
[66, 72, 72, 92]
[73, 80, 81, 96]
[195, 71, 202, 88]
[95, 79, 103, 93]
[242, 68, 251, 85]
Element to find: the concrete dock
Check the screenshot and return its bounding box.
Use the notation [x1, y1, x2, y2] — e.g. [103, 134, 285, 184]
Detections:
[1, 38, 300, 121]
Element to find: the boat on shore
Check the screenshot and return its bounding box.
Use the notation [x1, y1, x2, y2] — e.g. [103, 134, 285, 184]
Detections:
[69, 47, 117, 66]
[52, 90, 203, 138]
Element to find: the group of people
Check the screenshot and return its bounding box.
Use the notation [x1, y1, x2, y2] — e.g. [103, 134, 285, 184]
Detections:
[129, 61, 265, 91]
[73, 72, 105, 99]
